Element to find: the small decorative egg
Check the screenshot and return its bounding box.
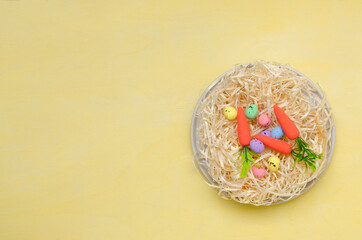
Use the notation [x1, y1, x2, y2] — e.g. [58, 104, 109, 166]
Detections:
[223, 106, 237, 120]
[252, 165, 266, 178]
[258, 114, 271, 127]
[249, 139, 264, 153]
[271, 126, 285, 139]
[260, 129, 271, 137]
[245, 104, 258, 119]
[268, 156, 280, 172]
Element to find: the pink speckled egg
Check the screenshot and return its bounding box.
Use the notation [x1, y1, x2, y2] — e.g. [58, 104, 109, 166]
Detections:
[250, 139, 265, 153]
[260, 129, 271, 137]
[258, 114, 271, 127]
[252, 165, 266, 178]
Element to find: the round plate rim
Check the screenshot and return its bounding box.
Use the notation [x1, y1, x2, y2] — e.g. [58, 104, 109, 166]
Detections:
[190, 64, 336, 205]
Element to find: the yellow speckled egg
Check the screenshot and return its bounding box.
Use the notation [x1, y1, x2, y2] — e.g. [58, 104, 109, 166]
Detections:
[268, 156, 280, 172]
[223, 106, 237, 120]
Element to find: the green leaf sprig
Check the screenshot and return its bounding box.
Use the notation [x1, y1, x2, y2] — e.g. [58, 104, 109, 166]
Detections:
[291, 137, 322, 171]
[235, 146, 260, 178]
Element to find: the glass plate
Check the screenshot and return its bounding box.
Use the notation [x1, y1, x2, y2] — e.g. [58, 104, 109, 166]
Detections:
[190, 63, 335, 205]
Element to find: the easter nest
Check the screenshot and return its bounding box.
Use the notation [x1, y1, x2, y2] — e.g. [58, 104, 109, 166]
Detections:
[191, 61, 334, 206]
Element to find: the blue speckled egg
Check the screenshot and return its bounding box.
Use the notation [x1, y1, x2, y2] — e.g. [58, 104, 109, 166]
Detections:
[271, 126, 285, 139]
[260, 129, 271, 137]
[249, 139, 265, 153]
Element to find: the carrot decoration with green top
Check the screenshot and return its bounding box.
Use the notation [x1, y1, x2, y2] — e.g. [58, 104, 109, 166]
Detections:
[235, 107, 260, 178]
[273, 105, 322, 171]
[237, 107, 251, 146]
[254, 135, 292, 154]
[273, 105, 299, 140]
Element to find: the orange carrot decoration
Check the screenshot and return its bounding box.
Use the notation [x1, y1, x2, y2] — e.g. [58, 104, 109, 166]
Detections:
[237, 107, 251, 146]
[273, 105, 322, 171]
[273, 105, 299, 140]
[235, 107, 259, 178]
[254, 135, 292, 154]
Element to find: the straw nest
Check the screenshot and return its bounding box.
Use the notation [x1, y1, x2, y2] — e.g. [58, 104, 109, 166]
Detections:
[196, 61, 333, 206]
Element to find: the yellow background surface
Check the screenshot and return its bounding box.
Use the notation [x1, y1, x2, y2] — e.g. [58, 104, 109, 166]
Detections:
[0, 1, 361, 239]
